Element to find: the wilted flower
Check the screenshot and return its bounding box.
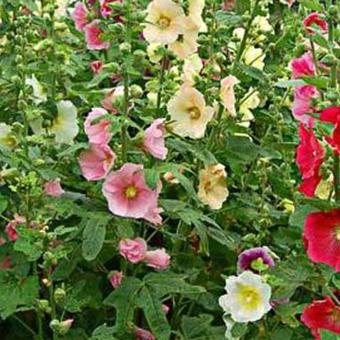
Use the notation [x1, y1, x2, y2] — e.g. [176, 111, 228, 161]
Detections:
[26, 74, 47, 104]
[109, 271, 123, 288]
[119, 238, 147, 264]
[102, 163, 158, 219]
[237, 247, 275, 272]
[218, 271, 272, 323]
[296, 124, 324, 197]
[101, 86, 124, 113]
[84, 108, 112, 145]
[167, 85, 214, 139]
[220, 75, 239, 117]
[0, 123, 16, 150]
[144, 248, 170, 270]
[182, 54, 203, 85]
[143, 119, 168, 160]
[239, 88, 260, 125]
[50, 100, 79, 144]
[79, 144, 116, 181]
[198, 164, 228, 210]
[84, 20, 110, 50]
[43, 179, 65, 197]
[72, 2, 89, 31]
[301, 296, 340, 339]
[5, 215, 26, 242]
[90, 60, 103, 74]
[135, 327, 155, 340]
[303, 209, 340, 271]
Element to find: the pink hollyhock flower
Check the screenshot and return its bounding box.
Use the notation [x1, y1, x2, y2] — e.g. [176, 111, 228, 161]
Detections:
[296, 123, 324, 197]
[109, 271, 123, 288]
[143, 119, 168, 160]
[72, 2, 89, 31]
[84, 108, 112, 145]
[101, 86, 124, 113]
[90, 60, 103, 74]
[43, 179, 65, 197]
[79, 144, 116, 181]
[119, 238, 147, 264]
[143, 182, 163, 225]
[162, 304, 170, 315]
[237, 247, 275, 272]
[319, 106, 340, 124]
[303, 209, 340, 271]
[100, 0, 121, 17]
[290, 52, 315, 79]
[135, 327, 155, 340]
[84, 20, 110, 50]
[5, 215, 26, 241]
[144, 248, 170, 270]
[301, 296, 340, 340]
[303, 12, 328, 34]
[102, 163, 157, 219]
[292, 85, 319, 127]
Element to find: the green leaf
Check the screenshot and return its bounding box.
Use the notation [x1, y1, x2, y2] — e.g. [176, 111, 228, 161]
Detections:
[0, 195, 8, 214]
[90, 324, 118, 340]
[137, 286, 171, 340]
[0, 273, 39, 319]
[320, 330, 340, 340]
[274, 79, 305, 88]
[144, 168, 160, 190]
[82, 213, 111, 261]
[14, 227, 44, 261]
[235, 62, 269, 83]
[300, 0, 323, 11]
[301, 76, 329, 89]
[104, 277, 143, 335]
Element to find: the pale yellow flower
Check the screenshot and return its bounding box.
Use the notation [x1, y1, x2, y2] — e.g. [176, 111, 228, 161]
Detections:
[198, 163, 228, 210]
[243, 46, 265, 70]
[253, 16, 273, 33]
[220, 75, 239, 117]
[316, 175, 333, 200]
[147, 43, 163, 63]
[50, 100, 79, 144]
[182, 54, 203, 85]
[26, 75, 47, 105]
[0, 123, 16, 150]
[143, 0, 185, 44]
[169, 33, 198, 60]
[167, 85, 214, 139]
[239, 88, 260, 126]
[188, 0, 207, 33]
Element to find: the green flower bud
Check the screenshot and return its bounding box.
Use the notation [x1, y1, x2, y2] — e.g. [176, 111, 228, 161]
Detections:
[130, 84, 143, 98]
[54, 288, 66, 305]
[38, 299, 50, 312]
[119, 42, 131, 53]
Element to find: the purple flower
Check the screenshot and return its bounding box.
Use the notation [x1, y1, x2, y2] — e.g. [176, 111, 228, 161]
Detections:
[237, 247, 275, 272]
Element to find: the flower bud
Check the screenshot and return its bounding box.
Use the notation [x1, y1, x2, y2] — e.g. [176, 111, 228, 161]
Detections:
[54, 288, 66, 305]
[119, 42, 131, 54]
[130, 84, 143, 98]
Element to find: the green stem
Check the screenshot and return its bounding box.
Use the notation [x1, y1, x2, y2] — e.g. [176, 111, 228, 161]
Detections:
[156, 53, 167, 116]
[231, 0, 259, 73]
[11, 315, 37, 337]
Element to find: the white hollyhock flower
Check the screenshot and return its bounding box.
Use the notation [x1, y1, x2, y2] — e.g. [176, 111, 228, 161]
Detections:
[26, 75, 47, 104]
[219, 271, 272, 323]
[51, 100, 79, 144]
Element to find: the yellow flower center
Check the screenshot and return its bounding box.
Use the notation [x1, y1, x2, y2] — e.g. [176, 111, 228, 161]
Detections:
[335, 226, 340, 241]
[125, 185, 138, 199]
[188, 107, 201, 120]
[237, 284, 261, 310]
[158, 16, 171, 29]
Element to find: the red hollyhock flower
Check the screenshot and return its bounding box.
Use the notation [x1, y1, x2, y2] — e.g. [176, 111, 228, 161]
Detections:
[303, 209, 340, 270]
[303, 12, 328, 34]
[296, 124, 324, 197]
[320, 106, 340, 124]
[301, 296, 340, 340]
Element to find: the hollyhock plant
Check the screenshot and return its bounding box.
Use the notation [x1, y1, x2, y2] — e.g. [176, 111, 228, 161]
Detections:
[198, 164, 229, 210]
[72, 2, 89, 31]
[296, 124, 324, 197]
[143, 119, 168, 160]
[290, 52, 316, 79]
[84, 108, 112, 145]
[144, 248, 170, 270]
[301, 296, 340, 339]
[218, 271, 272, 323]
[84, 20, 110, 50]
[292, 85, 319, 127]
[119, 238, 147, 264]
[43, 179, 65, 197]
[303, 209, 340, 271]
[102, 163, 159, 219]
[303, 12, 328, 34]
[237, 247, 275, 272]
[78, 144, 116, 181]
[167, 85, 214, 139]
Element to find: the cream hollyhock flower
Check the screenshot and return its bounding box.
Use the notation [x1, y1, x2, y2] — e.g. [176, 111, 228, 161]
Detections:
[182, 54, 203, 85]
[147, 43, 163, 63]
[167, 85, 214, 139]
[0, 123, 16, 149]
[188, 0, 207, 33]
[143, 0, 185, 44]
[243, 46, 265, 70]
[169, 34, 198, 59]
[220, 75, 239, 117]
[198, 163, 228, 209]
[239, 88, 260, 126]
[51, 101, 79, 144]
[26, 75, 47, 105]
[219, 271, 272, 323]
[253, 16, 273, 33]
